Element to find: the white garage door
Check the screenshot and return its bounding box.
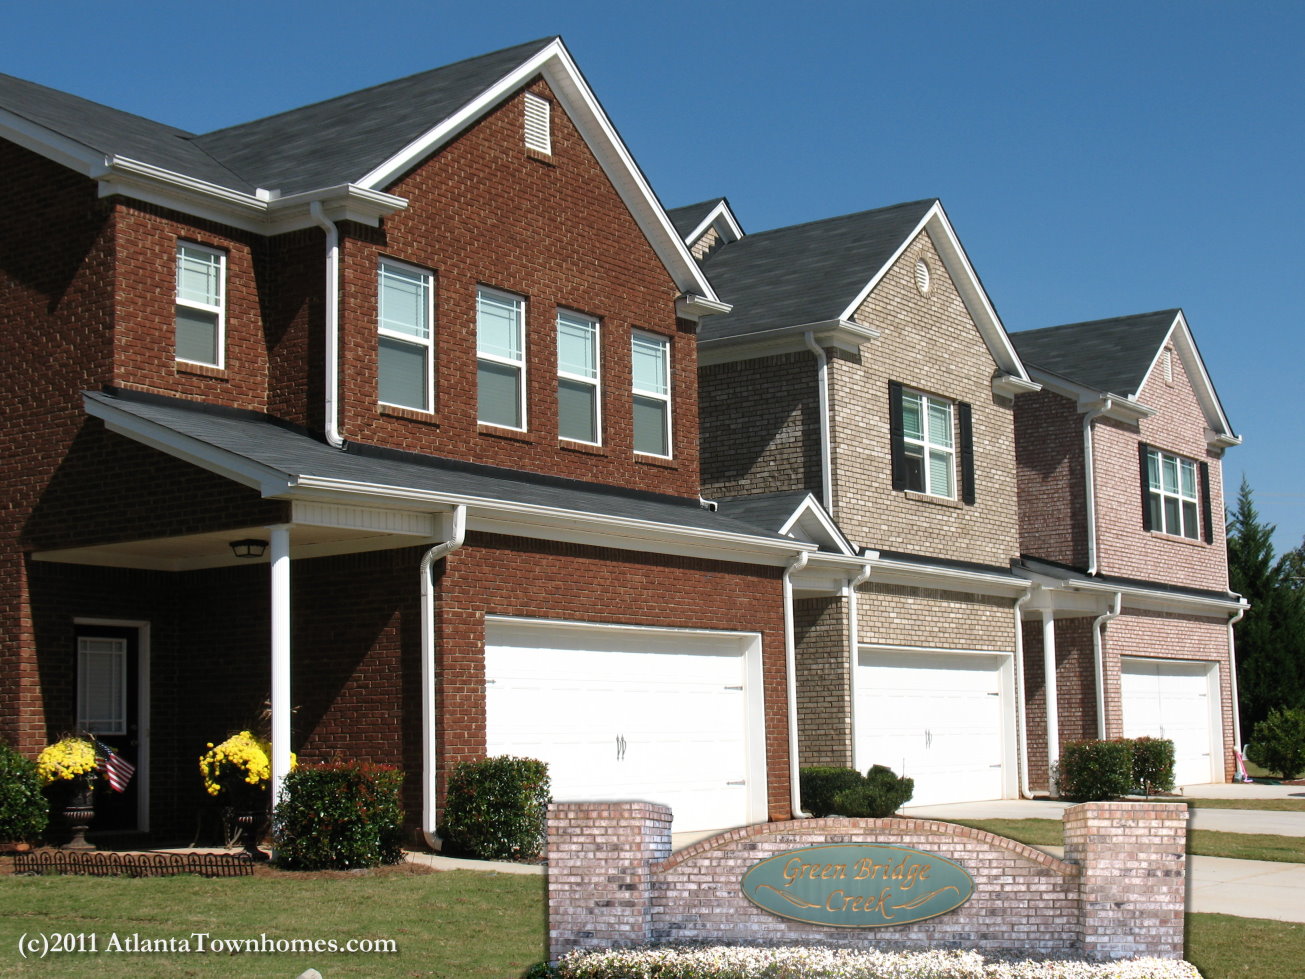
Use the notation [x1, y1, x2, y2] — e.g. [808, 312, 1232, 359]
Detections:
[1121, 658, 1217, 787]
[856, 650, 1008, 808]
[485, 619, 765, 833]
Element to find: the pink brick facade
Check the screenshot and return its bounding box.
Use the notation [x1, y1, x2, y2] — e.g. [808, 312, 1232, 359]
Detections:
[548, 801, 1188, 962]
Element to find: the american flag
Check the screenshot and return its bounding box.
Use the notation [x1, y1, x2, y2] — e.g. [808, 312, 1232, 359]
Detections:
[92, 738, 135, 793]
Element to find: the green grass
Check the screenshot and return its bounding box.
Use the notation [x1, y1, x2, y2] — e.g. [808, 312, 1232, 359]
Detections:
[0, 866, 1300, 979]
[0, 867, 545, 978]
[1183, 797, 1305, 812]
[950, 818, 1305, 863]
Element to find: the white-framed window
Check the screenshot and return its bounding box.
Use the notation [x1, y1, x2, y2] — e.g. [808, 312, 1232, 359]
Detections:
[377, 259, 435, 411]
[557, 310, 600, 444]
[631, 330, 671, 457]
[477, 287, 526, 430]
[900, 388, 955, 498]
[1147, 448, 1200, 540]
[175, 242, 225, 368]
[77, 636, 127, 736]
[523, 92, 551, 154]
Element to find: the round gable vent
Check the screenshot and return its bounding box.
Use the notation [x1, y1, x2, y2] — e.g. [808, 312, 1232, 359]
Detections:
[914, 258, 932, 295]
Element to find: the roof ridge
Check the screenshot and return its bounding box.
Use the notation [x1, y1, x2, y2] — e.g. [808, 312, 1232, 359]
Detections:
[737, 197, 937, 241]
[0, 70, 197, 138]
[1013, 309, 1181, 337]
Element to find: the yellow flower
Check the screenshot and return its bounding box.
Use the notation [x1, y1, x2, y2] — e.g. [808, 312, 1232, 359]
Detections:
[198, 731, 272, 797]
[37, 737, 97, 785]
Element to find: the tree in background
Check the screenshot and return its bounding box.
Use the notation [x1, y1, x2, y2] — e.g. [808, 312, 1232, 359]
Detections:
[1226, 479, 1305, 743]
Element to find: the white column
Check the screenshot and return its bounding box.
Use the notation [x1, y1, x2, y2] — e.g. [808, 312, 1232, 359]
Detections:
[1041, 609, 1060, 786]
[269, 524, 292, 806]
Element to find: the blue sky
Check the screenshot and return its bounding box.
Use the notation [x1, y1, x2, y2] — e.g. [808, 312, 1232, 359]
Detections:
[8, 0, 1303, 554]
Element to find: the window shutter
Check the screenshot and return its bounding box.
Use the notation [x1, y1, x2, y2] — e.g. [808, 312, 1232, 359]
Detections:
[888, 381, 906, 491]
[958, 401, 975, 505]
[1199, 461, 1214, 544]
[1138, 442, 1153, 531]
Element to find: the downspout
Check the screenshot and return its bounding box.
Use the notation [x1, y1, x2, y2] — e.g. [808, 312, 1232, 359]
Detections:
[1227, 605, 1246, 752]
[1012, 589, 1034, 798]
[420, 505, 467, 850]
[1082, 401, 1111, 576]
[309, 202, 344, 449]
[803, 332, 833, 515]
[845, 558, 873, 772]
[1091, 592, 1122, 740]
[784, 549, 812, 818]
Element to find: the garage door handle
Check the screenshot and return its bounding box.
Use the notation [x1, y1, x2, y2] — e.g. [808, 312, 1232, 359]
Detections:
[726, 780, 745, 786]
[616, 735, 627, 761]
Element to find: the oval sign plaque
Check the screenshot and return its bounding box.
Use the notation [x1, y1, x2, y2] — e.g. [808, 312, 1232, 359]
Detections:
[740, 844, 974, 928]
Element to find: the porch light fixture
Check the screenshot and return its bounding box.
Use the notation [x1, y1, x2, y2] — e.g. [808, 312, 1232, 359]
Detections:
[229, 538, 268, 559]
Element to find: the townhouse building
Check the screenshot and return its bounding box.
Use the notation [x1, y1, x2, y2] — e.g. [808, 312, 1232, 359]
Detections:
[0, 38, 811, 840]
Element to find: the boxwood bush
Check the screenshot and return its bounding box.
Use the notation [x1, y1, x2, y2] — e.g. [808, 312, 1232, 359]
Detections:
[442, 755, 550, 861]
[800, 764, 913, 818]
[1056, 739, 1136, 801]
[0, 740, 47, 843]
[272, 762, 403, 869]
[1131, 737, 1176, 796]
[1247, 706, 1305, 779]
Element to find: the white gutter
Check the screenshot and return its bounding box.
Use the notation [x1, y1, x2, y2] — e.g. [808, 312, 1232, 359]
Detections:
[804, 332, 834, 515]
[1082, 401, 1111, 576]
[784, 550, 811, 818]
[309, 202, 344, 449]
[1091, 592, 1122, 739]
[1012, 589, 1034, 798]
[845, 558, 873, 771]
[1041, 609, 1061, 791]
[1227, 604, 1247, 749]
[420, 505, 467, 849]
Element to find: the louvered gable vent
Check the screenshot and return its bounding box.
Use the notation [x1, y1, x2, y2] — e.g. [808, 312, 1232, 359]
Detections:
[524, 92, 551, 154]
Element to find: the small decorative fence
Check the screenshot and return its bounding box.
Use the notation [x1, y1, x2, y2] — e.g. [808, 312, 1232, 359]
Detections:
[547, 801, 1187, 963]
[13, 850, 256, 878]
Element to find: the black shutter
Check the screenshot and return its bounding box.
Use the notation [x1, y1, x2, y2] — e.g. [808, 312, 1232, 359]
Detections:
[1199, 461, 1214, 544]
[1138, 442, 1153, 531]
[888, 381, 906, 491]
[958, 401, 975, 505]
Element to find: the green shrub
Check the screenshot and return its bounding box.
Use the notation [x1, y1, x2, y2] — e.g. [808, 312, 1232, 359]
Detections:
[1055, 739, 1135, 801]
[442, 756, 550, 861]
[1131, 737, 1176, 796]
[1247, 707, 1305, 779]
[272, 762, 404, 870]
[799, 766, 865, 817]
[830, 765, 914, 817]
[0, 740, 47, 843]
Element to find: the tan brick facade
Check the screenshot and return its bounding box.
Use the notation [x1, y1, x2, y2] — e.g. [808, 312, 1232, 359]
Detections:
[794, 596, 852, 767]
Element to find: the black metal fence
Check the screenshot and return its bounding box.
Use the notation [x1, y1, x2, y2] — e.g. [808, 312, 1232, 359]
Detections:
[13, 850, 255, 878]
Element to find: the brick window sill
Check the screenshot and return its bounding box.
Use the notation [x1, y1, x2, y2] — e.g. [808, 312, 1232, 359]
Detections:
[560, 440, 608, 457]
[176, 362, 227, 381]
[380, 404, 440, 427]
[526, 149, 556, 167]
[904, 490, 963, 509]
[1148, 530, 1207, 548]
[634, 454, 679, 471]
[478, 424, 535, 445]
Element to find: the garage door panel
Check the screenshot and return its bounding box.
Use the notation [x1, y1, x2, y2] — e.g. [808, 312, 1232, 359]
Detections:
[1121, 658, 1216, 787]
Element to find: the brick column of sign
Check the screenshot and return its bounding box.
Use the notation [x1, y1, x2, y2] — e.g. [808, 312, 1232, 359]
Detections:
[1063, 801, 1187, 960]
[546, 802, 671, 960]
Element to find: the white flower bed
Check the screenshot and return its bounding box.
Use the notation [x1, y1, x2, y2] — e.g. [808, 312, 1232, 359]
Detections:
[550, 945, 1203, 979]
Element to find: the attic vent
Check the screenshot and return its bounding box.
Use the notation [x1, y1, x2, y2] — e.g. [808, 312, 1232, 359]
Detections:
[914, 258, 932, 295]
[1163, 348, 1174, 383]
[524, 93, 551, 154]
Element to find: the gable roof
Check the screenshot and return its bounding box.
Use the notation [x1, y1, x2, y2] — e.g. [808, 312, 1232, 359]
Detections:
[666, 197, 743, 248]
[0, 39, 719, 303]
[666, 199, 726, 240]
[1010, 309, 1239, 445]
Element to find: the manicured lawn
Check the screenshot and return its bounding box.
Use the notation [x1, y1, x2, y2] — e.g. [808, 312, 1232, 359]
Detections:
[1, 865, 1302, 979]
[0, 865, 545, 978]
[951, 818, 1305, 863]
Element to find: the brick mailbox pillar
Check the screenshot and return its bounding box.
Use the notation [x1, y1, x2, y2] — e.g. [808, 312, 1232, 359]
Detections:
[1064, 801, 1188, 960]
[546, 802, 672, 960]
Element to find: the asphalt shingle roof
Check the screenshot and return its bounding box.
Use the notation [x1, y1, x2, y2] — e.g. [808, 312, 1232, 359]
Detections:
[85, 389, 793, 544]
[0, 38, 556, 196]
[696, 199, 936, 342]
[665, 199, 725, 241]
[1009, 310, 1179, 396]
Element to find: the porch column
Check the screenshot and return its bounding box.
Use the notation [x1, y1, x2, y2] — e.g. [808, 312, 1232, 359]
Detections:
[1041, 609, 1061, 788]
[269, 524, 292, 805]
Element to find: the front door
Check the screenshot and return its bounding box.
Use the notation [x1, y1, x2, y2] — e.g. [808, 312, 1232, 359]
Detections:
[75, 625, 140, 831]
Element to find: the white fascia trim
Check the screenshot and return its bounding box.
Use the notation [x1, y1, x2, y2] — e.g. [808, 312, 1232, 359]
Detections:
[1028, 368, 1155, 423]
[1147, 312, 1240, 446]
[1066, 577, 1247, 617]
[83, 394, 293, 496]
[0, 110, 106, 176]
[684, 199, 744, 248]
[357, 39, 717, 303]
[992, 373, 1041, 397]
[676, 294, 733, 320]
[838, 202, 1032, 384]
[94, 157, 408, 234]
[777, 495, 856, 556]
[869, 555, 1032, 598]
[289, 475, 815, 566]
[697, 319, 879, 365]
